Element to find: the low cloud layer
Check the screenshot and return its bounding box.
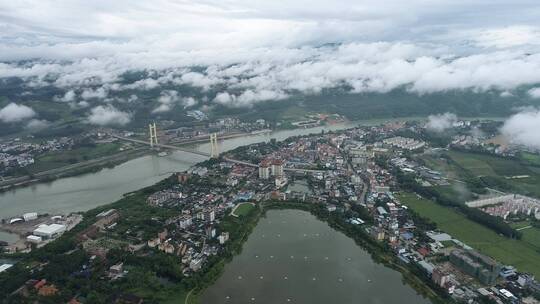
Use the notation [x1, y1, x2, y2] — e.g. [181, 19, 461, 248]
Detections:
[87, 105, 130, 126]
[501, 109, 540, 149]
[152, 91, 199, 113]
[3, 43, 540, 108]
[425, 113, 458, 132]
[528, 87, 540, 98]
[153, 90, 179, 113]
[25, 119, 50, 130]
[0, 103, 36, 123]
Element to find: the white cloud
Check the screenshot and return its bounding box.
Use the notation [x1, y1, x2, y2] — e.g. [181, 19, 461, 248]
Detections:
[81, 87, 108, 100]
[152, 90, 179, 113]
[213, 89, 287, 107]
[473, 26, 540, 49]
[55, 90, 76, 102]
[425, 112, 457, 132]
[214, 92, 233, 104]
[127, 94, 138, 102]
[124, 78, 160, 90]
[87, 105, 130, 126]
[182, 97, 197, 108]
[500, 91, 513, 98]
[236, 89, 288, 105]
[0, 103, 36, 123]
[501, 109, 540, 149]
[25, 119, 50, 130]
[528, 87, 540, 98]
[2, 43, 540, 108]
[179, 72, 221, 90]
[71, 101, 90, 109]
[152, 103, 170, 113]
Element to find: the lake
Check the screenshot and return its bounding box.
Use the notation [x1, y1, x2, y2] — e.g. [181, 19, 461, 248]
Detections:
[200, 209, 431, 304]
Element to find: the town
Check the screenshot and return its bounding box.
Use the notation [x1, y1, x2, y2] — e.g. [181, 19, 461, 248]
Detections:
[0, 113, 347, 192]
[1, 118, 540, 304]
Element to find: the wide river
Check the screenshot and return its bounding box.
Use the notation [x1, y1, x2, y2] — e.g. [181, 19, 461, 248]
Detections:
[0, 118, 410, 221]
[201, 209, 431, 304]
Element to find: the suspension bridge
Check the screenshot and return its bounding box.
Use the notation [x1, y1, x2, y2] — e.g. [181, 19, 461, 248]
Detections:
[111, 124, 325, 173]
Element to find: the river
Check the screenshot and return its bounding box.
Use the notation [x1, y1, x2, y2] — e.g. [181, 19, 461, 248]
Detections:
[0, 119, 398, 221]
[0, 117, 433, 242]
[200, 209, 431, 304]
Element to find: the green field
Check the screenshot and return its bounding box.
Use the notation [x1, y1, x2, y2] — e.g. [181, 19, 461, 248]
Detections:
[510, 221, 531, 230]
[398, 192, 540, 276]
[431, 183, 474, 203]
[520, 152, 540, 167]
[26, 143, 123, 173]
[128, 284, 192, 304]
[510, 222, 540, 250]
[280, 106, 311, 121]
[420, 153, 462, 179]
[422, 150, 540, 198]
[232, 203, 256, 217]
[521, 228, 540, 250]
[447, 151, 497, 176]
[447, 151, 533, 177]
[450, 151, 540, 198]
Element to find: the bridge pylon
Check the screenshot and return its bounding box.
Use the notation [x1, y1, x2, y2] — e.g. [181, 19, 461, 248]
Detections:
[149, 122, 158, 148]
[210, 133, 219, 158]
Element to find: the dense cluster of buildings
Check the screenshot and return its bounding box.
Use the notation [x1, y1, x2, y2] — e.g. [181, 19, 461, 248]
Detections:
[123, 120, 540, 302]
[228, 122, 540, 303]
[4, 119, 540, 303]
[383, 136, 426, 151]
[0, 137, 74, 172]
[467, 194, 540, 220]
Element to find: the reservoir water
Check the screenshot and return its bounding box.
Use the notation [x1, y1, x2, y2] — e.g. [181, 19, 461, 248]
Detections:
[200, 209, 431, 304]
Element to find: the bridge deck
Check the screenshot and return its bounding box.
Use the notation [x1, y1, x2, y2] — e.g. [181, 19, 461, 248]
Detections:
[112, 135, 324, 173]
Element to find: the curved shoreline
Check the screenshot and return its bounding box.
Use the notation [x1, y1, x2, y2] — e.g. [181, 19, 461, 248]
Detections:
[188, 201, 449, 304]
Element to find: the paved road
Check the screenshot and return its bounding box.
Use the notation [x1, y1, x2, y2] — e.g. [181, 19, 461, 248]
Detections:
[347, 160, 368, 204]
[111, 135, 211, 157]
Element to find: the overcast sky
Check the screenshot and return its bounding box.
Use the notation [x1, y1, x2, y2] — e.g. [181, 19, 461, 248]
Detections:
[1, 0, 540, 128]
[2, 1, 540, 53]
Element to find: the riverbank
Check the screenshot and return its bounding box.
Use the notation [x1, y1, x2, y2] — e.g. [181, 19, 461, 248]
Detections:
[179, 200, 264, 303]
[0, 120, 364, 219]
[1, 115, 503, 200]
[0, 117, 410, 197]
[0, 148, 149, 192]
